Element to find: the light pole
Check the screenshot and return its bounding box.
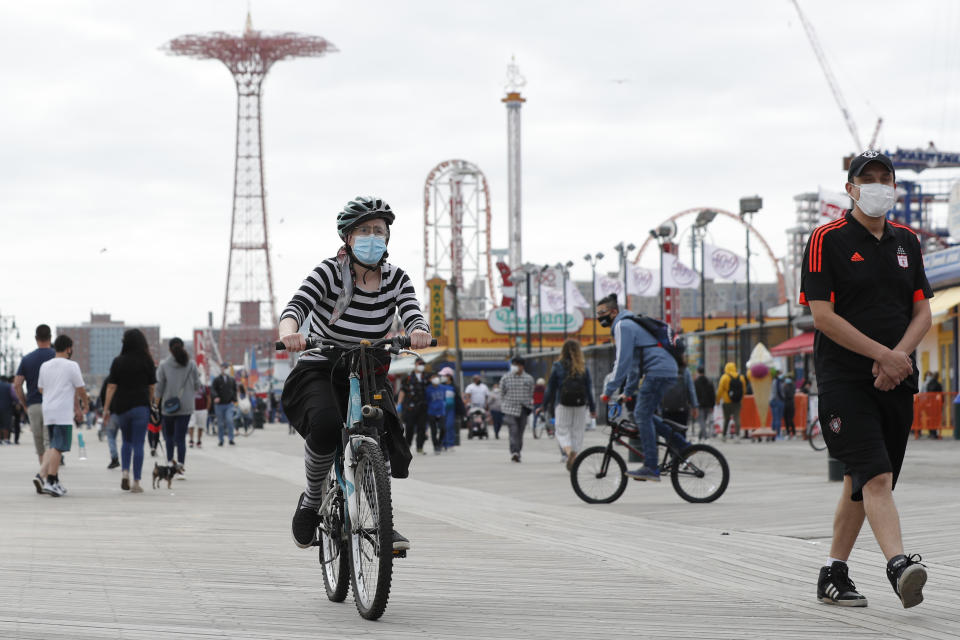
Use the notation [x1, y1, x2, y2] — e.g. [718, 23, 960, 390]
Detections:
[539, 265, 549, 352]
[584, 252, 604, 345]
[694, 209, 718, 364]
[740, 195, 762, 323]
[613, 242, 635, 310]
[556, 260, 574, 342]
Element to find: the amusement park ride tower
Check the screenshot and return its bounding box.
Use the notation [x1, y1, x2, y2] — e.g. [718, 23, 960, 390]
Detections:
[165, 14, 337, 356]
[502, 57, 526, 270]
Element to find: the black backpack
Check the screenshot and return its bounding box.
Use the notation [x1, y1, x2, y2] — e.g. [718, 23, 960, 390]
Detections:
[660, 373, 689, 412]
[727, 375, 744, 403]
[780, 377, 796, 401]
[626, 315, 685, 368]
[559, 370, 588, 407]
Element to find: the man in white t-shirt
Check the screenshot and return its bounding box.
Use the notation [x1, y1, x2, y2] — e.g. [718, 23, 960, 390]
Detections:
[464, 375, 490, 409]
[34, 335, 88, 497]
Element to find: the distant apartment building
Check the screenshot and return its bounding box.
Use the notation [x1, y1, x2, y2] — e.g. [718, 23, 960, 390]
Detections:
[57, 313, 161, 381]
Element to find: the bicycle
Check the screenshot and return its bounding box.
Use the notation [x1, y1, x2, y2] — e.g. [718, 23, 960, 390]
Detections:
[233, 411, 254, 437]
[531, 409, 554, 439]
[570, 401, 730, 504]
[806, 415, 826, 451]
[276, 334, 433, 620]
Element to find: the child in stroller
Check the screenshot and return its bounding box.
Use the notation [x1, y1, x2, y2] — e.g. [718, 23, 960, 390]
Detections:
[467, 405, 489, 439]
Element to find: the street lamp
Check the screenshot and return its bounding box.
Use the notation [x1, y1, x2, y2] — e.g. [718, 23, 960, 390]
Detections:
[647, 223, 674, 319]
[584, 252, 604, 345]
[694, 209, 718, 363]
[539, 265, 549, 352]
[613, 242, 636, 310]
[740, 195, 763, 323]
[556, 260, 574, 342]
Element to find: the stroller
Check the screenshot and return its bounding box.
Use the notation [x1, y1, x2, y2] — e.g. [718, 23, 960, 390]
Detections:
[466, 406, 489, 439]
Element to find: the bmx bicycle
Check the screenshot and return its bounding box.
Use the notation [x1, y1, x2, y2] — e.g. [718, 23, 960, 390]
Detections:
[570, 401, 730, 504]
[276, 334, 434, 620]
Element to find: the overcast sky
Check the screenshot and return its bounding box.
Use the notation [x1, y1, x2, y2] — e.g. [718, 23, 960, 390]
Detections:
[3, 0, 960, 357]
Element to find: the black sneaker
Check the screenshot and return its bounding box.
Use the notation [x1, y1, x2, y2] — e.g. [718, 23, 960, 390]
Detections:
[887, 554, 927, 608]
[32, 474, 43, 494]
[392, 529, 411, 552]
[817, 561, 868, 607]
[291, 492, 319, 549]
[107, 457, 119, 469]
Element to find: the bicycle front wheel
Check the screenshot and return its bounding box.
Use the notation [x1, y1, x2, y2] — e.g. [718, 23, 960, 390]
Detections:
[807, 418, 826, 451]
[570, 446, 628, 504]
[670, 444, 730, 503]
[319, 473, 349, 602]
[349, 441, 394, 620]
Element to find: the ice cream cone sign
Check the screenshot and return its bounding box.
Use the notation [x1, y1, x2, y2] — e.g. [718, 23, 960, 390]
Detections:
[747, 343, 775, 426]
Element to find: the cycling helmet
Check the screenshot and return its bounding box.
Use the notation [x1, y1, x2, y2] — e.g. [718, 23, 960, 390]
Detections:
[336, 196, 395, 241]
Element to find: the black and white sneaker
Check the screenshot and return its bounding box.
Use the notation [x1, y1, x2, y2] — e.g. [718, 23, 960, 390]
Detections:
[392, 529, 411, 552]
[291, 492, 319, 549]
[817, 561, 868, 607]
[887, 554, 927, 608]
[32, 474, 44, 494]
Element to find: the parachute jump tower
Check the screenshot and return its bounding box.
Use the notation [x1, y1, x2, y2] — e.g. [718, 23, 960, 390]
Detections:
[165, 14, 337, 355]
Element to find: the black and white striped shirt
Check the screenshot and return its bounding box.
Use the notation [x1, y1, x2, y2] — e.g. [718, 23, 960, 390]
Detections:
[280, 258, 430, 361]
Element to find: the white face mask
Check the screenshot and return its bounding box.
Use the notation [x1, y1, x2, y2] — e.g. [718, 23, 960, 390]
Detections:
[510, 365, 519, 374]
[850, 182, 895, 218]
[415, 365, 424, 373]
[430, 377, 440, 385]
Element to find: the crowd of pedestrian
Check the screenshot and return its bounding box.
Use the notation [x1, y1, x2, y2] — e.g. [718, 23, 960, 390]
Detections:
[5, 323, 268, 498]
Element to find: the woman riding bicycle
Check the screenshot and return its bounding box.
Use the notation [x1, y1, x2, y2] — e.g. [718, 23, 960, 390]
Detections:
[277, 196, 432, 553]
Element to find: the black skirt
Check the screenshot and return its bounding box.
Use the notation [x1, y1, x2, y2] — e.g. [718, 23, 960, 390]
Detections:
[281, 359, 412, 479]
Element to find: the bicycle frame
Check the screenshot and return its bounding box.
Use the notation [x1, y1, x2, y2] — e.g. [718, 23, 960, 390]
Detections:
[604, 403, 687, 473]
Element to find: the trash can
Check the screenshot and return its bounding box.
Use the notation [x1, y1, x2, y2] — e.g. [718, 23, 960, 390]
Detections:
[954, 399, 960, 440]
[828, 457, 844, 482]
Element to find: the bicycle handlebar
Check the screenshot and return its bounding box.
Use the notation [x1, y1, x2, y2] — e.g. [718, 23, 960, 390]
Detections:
[275, 336, 437, 353]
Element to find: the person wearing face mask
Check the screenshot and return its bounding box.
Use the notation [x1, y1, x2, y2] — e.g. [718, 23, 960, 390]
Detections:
[800, 150, 932, 609]
[500, 356, 535, 462]
[278, 196, 432, 554]
[34, 335, 88, 497]
[398, 358, 430, 453]
[424, 372, 447, 454]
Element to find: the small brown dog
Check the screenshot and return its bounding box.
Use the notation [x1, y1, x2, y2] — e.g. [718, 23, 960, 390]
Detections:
[152, 462, 183, 489]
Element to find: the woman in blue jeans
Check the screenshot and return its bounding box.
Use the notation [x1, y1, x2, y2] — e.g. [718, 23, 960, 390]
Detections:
[102, 329, 156, 493]
[156, 337, 200, 470]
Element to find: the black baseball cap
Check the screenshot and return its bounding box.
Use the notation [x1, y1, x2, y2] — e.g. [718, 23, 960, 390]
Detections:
[847, 150, 895, 183]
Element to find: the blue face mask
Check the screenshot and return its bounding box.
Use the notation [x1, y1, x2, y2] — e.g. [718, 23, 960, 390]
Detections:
[351, 235, 387, 265]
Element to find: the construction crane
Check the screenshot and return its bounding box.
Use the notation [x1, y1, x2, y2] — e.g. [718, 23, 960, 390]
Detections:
[790, 0, 882, 151]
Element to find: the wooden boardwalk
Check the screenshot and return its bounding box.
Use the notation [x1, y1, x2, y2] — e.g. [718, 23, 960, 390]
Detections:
[1, 424, 958, 639]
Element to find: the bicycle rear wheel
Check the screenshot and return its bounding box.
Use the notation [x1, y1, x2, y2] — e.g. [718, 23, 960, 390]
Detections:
[570, 446, 628, 504]
[807, 418, 826, 451]
[670, 444, 729, 503]
[319, 473, 349, 602]
[349, 441, 393, 620]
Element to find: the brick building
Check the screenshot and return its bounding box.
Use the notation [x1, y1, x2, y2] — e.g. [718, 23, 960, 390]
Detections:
[57, 313, 161, 384]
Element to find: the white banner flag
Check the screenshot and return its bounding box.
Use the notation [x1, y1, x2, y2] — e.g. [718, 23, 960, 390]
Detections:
[565, 279, 591, 308]
[540, 286, 567, 313]
[595, 275, 625, 305]
[703, 243, 747, 282]
[628, 265, 658, 296]
[661, 254, 699, 289]
[818, 187, 851, 225]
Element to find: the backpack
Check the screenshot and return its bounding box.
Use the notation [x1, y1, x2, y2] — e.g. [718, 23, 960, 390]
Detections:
[559, 370, 588, 407]
[727, 375, 744, 403]
[660, 373, 689, 412]
[626, 315, 685, 368]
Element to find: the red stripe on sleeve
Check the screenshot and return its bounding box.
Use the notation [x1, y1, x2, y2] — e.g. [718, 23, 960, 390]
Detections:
[913, 289, 925, 302]
[798, 292, 808, 306]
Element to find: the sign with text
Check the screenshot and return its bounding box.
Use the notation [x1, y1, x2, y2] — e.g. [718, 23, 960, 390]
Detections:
[427, 277, 446, 342]
[487, 306, 584, 334]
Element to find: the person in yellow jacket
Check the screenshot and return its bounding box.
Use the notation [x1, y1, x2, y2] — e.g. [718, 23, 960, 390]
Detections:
[716, 362, 747, 441]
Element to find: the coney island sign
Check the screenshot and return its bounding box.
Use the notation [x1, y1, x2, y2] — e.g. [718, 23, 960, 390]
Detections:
[487, 306, 584, 334]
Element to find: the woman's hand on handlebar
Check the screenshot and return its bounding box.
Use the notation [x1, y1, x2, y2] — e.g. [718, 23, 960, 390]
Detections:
[409, 329, 433, 349]
[278, 332, 307, 352]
